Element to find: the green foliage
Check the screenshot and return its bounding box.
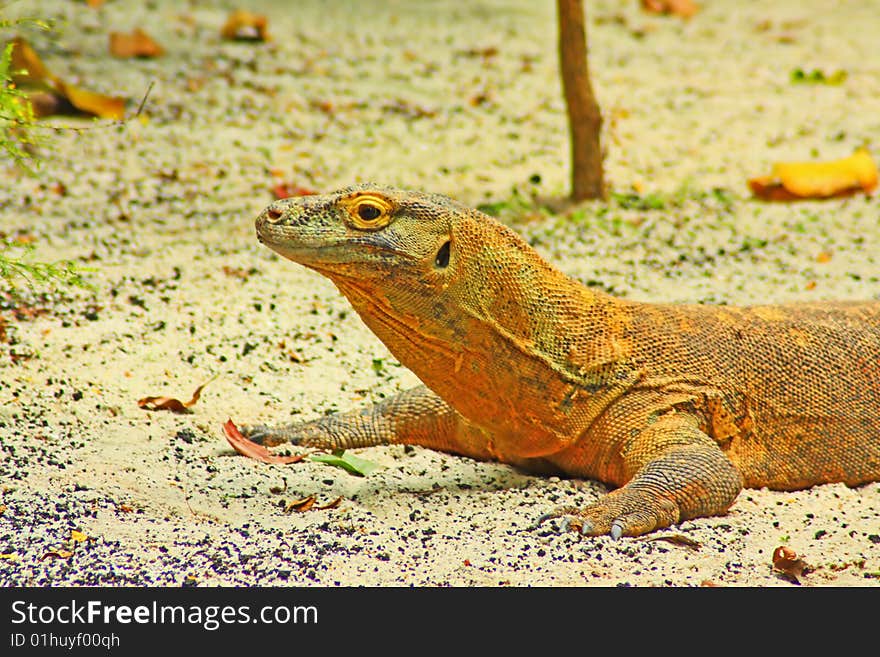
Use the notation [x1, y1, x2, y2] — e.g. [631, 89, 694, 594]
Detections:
[0, 14, 52, 172]
[790, 68, 847, 85]
[0, 241, 91, 292]
[0, 40, 38, 170]
[0, 14, 89, 295]
[310, 450, 383, 476]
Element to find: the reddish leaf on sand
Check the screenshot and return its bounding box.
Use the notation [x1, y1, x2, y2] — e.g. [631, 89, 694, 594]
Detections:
[272, 183, 319, 200]
[109, 29, 165, 59]
[138, 376, 216, 413]
[221, 9, 270, 42]
[772, 546, 814, 583]
[223, 419, 307, 465]
[641, 0, 699, 18]
[749, 149, 878, 201]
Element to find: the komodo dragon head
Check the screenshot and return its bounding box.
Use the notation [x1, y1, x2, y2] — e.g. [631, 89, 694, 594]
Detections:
[254, 184, 616, 452]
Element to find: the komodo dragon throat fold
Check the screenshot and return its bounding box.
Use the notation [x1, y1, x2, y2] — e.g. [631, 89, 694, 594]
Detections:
[246, 184, 880, 538]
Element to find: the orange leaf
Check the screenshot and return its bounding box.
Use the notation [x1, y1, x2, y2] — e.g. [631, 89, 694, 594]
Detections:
[772, 546, 814, 583]
[641, 0, 699, 18]
[223, 419, 307, 464]
[221, 9, 270, 42]
[109, 29, 165, 59]
[285, 495, 316, 512]
[749, 149, 878, 201]
[137, 376, 216, 413]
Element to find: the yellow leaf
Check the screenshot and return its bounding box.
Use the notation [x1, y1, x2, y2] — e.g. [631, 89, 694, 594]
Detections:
[0, 553, 18, 561]
[774, 149, 878, 197]
[70, 530, 87, 542]
[750, 149, 878, 200]
[56, 80, 126, 120]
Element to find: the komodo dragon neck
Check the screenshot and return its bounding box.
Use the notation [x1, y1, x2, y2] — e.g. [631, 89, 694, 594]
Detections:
[255, 185, 637, 458]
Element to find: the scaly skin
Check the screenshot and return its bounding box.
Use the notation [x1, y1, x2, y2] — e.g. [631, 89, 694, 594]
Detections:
[244, 184, 880, 538]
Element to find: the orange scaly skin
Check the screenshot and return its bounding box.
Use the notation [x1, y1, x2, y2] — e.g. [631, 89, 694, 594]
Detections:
[245, 185, 880, 538]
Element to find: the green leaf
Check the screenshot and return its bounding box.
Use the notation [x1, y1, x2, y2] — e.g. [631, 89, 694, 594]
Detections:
[309, 451, 383, 476]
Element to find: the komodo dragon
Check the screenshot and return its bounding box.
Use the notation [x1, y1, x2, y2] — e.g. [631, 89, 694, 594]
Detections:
[244, 184, 880, 538]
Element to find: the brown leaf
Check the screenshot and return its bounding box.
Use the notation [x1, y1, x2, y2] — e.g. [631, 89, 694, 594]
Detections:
[315, 496, 343, 510]
[109, 29, 165, 59]
[641, 0, 699, 18]
[749, 149, 878, 201]
[223, 419, 307, 464]
[284, 495, 343, 513]
[39, 550, 74, 561]
[221, 9, 270, 42]
[137, 376, 217, 413]
[772, 546, 814, 583]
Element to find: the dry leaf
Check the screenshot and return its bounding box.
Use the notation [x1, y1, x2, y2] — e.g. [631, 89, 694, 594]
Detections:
[772, 546, 814, 583]
[55, 79, 126, 120]
[8, 37, 126, 119]
[0, 504, 6, 516]
[285, 495, 315, 513]
[39, 550, 74, 561]
[70, 530, 87, 542]
[223, 419, 307, 464]
[284, 495, 343, 513]
[315, 496, 343, 510]
[138, 376, 216, 413]
[641, 0, 699, 18]
[816, 251, 832, 263]
[638, 534, 702, 550]
[221, 10, 270, 41]
[749, 149, 878, 201]
[109, 29, 165, 59]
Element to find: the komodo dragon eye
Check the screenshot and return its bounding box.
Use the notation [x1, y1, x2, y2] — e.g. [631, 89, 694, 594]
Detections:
[358, 204, 382, 221]
[340, 193, 395, 229]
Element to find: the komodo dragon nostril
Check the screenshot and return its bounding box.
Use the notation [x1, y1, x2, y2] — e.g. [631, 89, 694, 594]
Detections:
[266, 207, 284, 223]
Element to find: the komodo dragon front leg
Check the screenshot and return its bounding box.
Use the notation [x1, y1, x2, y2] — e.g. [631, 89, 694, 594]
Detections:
[244, 384, 500, 462]
[544, 411, 744, 538]
[245, 389, 743, 538]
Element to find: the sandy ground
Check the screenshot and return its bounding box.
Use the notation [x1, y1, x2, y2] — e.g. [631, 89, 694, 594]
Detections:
[1, 0, 878, 587]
